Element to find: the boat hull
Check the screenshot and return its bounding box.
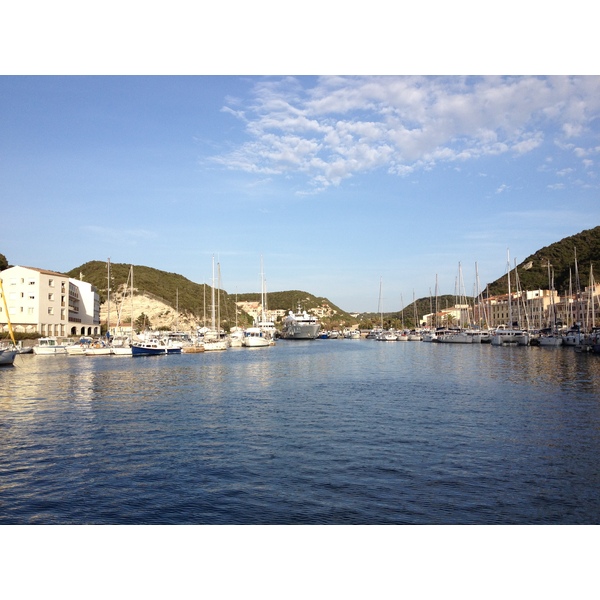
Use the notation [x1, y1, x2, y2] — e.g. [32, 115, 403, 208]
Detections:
[65, 345, 87, 355]
[111, 347, 133, 356]
[281, 324, 321, 339]
[538, 336, 563, 347]
[85, 347, 112, 356]
[0, 348, 18, 365]
[32, 347, 68, 355]
[203, 341, 228, 351]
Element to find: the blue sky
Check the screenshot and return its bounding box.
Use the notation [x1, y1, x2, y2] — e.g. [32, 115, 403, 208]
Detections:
[2, 75, 599, 312]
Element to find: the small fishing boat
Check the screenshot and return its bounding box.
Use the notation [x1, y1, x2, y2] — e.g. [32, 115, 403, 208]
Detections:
[131, 340, 168, 356]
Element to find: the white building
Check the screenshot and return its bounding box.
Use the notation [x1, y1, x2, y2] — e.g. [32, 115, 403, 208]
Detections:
[0, 265, 101, 337]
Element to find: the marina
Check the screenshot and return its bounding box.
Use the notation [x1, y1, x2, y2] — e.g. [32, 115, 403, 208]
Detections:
[1, 339, 599, 525]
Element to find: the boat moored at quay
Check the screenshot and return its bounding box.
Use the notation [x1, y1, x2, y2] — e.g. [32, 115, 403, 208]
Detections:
[0, 346, 18, 366]
[32, 337, 71, 355]
[490, 327, 530, 346]
[281, 307, 321, 340]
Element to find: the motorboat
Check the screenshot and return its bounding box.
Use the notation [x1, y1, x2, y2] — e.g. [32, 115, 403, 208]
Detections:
[490, 327, 529, 346]
[32, 337, 70, 355]
[243, 327, 271, 347]
[131, 339, 168, 356]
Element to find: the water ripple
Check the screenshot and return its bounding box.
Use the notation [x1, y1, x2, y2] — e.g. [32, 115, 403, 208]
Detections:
[1, 343, 600, 523]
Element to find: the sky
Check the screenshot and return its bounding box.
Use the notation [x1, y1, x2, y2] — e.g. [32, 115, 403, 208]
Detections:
[2, 74, 599, 313]
[1, 7, 599, 315]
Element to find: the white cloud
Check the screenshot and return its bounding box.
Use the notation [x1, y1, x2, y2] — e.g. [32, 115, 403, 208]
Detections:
[557, 168, 574, 176]
[213, 75, 600, 191]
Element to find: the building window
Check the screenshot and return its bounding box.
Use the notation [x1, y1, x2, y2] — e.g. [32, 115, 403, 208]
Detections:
[29, 294, 35, 300]
[49, 279, 54, 287]
[48, 293, 54, 301]
[29, 280, 35, 285]
[28, 307, 34, 314]
[48, 307, 54, 315]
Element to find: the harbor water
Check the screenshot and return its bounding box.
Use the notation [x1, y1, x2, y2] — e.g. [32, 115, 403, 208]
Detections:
[1, 340, 600, 524]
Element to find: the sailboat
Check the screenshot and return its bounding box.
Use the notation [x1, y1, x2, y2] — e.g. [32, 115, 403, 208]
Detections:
[491, 251, 530, 346]
[244, 256, 276, 347]
[367, 278, 384, 339]
[112, 265, 134, 356]
[538, 262, 563, 347]
[203, 255, 228, 351]
[0, 277, 18, 366]
[85, 258, 113, 355]
[407, 290, 422, 340]
[422, 275, 439, 342]
[228, 291, 244, 347]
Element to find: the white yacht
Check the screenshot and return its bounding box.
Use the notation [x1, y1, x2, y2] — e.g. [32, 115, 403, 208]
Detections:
[281, 307, 321, 340]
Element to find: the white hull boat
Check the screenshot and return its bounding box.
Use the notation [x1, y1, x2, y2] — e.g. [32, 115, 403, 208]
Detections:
[243, 327, 271, 347]
[32, 337, 70, 355]
[281, 308, 321, 340]
[538, 335, 563, 347]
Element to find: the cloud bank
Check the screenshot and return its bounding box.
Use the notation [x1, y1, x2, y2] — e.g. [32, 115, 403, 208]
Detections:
[214, 76, 600, 192]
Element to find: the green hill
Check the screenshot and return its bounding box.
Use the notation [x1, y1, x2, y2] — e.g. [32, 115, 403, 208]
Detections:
[66, 262, 357, 329]
[66, 261, 254, 329]
[484, 225, 600, 296]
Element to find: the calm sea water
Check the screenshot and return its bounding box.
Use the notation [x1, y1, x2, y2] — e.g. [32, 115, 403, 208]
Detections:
[1, 340, 599, 524]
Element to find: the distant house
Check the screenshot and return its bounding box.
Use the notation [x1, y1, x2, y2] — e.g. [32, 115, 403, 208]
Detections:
[0, 265, 101, 337]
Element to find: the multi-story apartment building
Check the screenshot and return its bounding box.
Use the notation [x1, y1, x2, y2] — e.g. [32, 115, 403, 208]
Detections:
[475, 289, 557, 330]
[422, 305, 470, 328]
[477, 286, 599, 330]
[0, 265, 101, 337]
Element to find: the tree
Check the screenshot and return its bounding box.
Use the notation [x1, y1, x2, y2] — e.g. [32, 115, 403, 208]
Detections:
[135, 313, 151, 332]
[0, 253, 8, 271]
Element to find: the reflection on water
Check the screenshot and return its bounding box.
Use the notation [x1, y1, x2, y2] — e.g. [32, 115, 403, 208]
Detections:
[1, 343, 599, 524]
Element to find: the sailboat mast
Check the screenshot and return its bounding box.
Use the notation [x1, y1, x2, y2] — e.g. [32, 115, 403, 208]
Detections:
[211, 255, 216, 331]
[378, 277, 383, 329]
[107, 257, 111, 336]
[435, 274, 439, 329]
[412, 290, 417, 329]
[0, 278, 17, 346]
[130, 265, 134, 335]
[260, 255, 266, 323]
[507, 250, 513, 328]
[217, 261, 222, 333]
